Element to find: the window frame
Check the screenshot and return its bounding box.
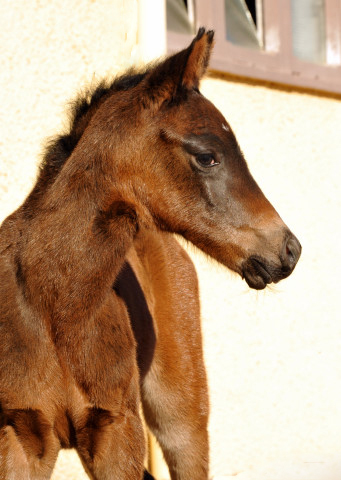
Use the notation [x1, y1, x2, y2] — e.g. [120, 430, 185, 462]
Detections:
[167, 0, 341, 94]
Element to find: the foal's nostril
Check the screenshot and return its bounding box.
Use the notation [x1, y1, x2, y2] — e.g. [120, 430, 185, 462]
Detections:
[281, 234, 302, 271]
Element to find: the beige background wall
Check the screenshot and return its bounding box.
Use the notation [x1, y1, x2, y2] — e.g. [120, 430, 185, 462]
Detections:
[1, 2, 341, 480]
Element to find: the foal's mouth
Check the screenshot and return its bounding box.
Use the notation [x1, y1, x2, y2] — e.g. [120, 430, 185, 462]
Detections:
[241, 256, 285, 290]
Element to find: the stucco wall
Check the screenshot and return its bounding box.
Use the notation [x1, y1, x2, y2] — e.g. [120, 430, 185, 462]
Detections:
[1, 2, 341, 480]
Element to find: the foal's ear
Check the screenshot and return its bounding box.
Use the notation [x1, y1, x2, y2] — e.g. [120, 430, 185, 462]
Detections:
[143, 27, 214, 107]
[181, 27, 215, 89]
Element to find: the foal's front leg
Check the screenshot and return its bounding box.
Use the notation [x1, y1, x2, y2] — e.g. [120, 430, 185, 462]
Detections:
[122, 233, 210, 480]
[145, 249, 209, 480]
[0, 410, 60, 480]
[69, 293, 145, 480]
[76, 405, 145, 480]
[141, 341, 209, 480]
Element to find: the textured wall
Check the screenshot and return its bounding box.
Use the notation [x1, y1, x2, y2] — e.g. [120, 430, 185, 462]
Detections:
[1, 2, 341, 479]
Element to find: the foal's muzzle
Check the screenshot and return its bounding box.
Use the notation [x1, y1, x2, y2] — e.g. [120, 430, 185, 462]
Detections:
[242, 233, 301, 290]
[280, 234, 302, 274]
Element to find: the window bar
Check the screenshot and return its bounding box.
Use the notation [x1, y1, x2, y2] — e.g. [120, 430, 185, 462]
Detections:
[325, 0, 341, 65]
[262, 0, 281, 53]
[255, 0, 264, 48]
[187, 0, 196, 29]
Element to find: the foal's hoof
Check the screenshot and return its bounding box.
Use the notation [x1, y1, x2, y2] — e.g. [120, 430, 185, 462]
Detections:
[144, 469, 156, 480]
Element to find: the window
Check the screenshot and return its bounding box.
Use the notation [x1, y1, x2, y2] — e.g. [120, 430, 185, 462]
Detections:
[291, 0, 326, 64]
[224, 0, 263, 50]
[167, 0, 195, 34]
[167, 0, 341, 94]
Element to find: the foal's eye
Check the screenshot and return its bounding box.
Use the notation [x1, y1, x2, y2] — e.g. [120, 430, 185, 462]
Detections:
[195, 153, 219, 168]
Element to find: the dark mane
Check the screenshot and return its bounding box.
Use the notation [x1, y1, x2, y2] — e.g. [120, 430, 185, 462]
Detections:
[22, 68, 150, 217]
[42, 67, 150, 175]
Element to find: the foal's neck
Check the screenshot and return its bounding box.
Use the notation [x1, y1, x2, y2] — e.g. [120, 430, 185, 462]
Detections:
[18, 144, 138, 320]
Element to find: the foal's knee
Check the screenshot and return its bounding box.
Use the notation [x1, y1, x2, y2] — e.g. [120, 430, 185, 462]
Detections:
[76, 406, 145, 479]
[5, 409, 51, 459]
[0, 408, 59, 479]
[76, 407, 116, 461]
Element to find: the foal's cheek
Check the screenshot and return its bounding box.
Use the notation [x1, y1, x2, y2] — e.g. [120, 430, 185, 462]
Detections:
[198, 171, 230, 213]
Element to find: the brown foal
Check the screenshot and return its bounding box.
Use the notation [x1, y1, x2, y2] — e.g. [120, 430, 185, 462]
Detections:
[0, 28, 301, 479]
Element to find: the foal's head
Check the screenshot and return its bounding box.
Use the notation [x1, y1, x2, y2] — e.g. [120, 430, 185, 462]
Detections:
[77, 28, 301, 289]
